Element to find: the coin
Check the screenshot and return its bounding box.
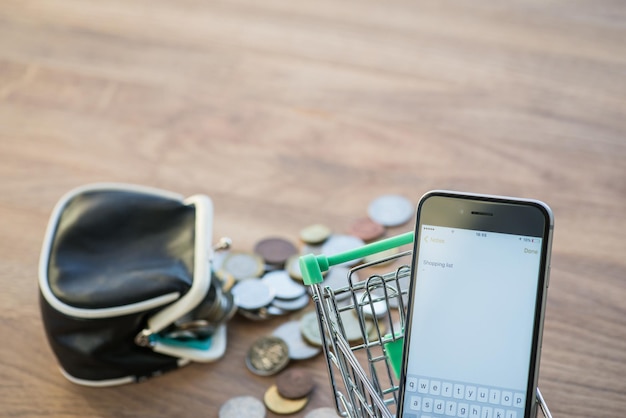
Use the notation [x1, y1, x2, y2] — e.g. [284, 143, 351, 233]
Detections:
[238, 306, 272, 321]
[305, 407, 342, 418]
[331, 309, 373, 343]
[347, 217, 385, 242]
[264, 384, 309, 415]
[221, 251, 265, 280]
[272, 320, 321, 360]
[357, 292, 389, 319]
[275, 367, 315, 399]
[367, 194, 414, 227]
[320, 266, 356, 301]
[219, 395, 266, 418]
[232, 279, 274, 310]
[321, 234, 365, 267]
[286, 254, 303, 281]
[300, 310, 324, 347]
[214, 268, 236, 292]
[254, 237, 298, 266]
[362, 246, 401, 266]
[366, 319, 386, 343]
[246, 336, 290, 376]
[271, 293, 310, 312]
[299, 223, 332, 245]
[261, 270, 307, 300]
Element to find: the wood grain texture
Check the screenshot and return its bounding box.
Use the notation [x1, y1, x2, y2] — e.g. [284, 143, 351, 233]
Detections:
[1, 1, 625, 416]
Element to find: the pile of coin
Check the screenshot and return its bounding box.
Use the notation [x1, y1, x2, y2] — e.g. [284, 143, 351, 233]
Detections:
[217, 194, 415, 418]
[220, 236, 310, 321]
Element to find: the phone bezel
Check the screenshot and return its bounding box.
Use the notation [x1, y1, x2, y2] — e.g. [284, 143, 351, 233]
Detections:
[397, 190, 554, 418]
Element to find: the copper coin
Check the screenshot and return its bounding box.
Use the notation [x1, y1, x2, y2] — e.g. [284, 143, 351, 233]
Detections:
[254, 237, 298, 266]
[347, 217, 385, 242]
[276, 367, 315, 399]
[263, 384, 309, 415]
[246, 336, 290, 376]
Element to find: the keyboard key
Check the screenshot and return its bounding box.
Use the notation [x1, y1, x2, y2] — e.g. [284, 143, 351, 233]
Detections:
[445, 401, 457, 416]
[407, 377, 418, 392]
[418, 379, 430, 394]
[489, 389, 500, 405]
[505, 410, 517, 418]
[454, 384, 465, 399]
[481, 406, 493, 418]
[477, 388, 489, 403]
[469, 405, 481, 418]
[513, 393, 525, 408]
[430, 380, 442, 395]
[442, 382, 453, 397]
[501, 391, 512, 406]
[494, 408, 505, 418]
[410, 396, 422, 411]
[422, 398, 433, 413]
[465, 386, 477, 401]
[458, 403, 469, 418]
[433, 399, 445, 414]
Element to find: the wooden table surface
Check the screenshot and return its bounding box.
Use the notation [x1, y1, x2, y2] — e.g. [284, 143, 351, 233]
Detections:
[1, 1, 625, 417]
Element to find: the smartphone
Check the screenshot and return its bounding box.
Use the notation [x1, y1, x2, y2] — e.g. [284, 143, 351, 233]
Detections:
[397, 191, 553, 418]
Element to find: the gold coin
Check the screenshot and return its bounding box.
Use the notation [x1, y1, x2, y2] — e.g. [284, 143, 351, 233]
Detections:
[222, 251, 264, 280]
[300, 310, 323, 347]
[246, 336, 290, 376]
[264, 384, 308, 415]
[299, 224, 332, 245]
[333, 309, 373, 342]
[367, 320, 386, 343]
[286, 254, 303, 281]
[214, 269, 236, 292]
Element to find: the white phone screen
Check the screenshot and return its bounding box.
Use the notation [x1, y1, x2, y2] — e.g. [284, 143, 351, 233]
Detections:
[401, 224, 543, 417]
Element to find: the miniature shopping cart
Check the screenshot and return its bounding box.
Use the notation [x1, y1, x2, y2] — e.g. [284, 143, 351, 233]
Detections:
[300, 232, 553, 418]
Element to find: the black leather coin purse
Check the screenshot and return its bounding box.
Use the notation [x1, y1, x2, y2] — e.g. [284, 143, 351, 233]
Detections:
[39, 183, 232, 386]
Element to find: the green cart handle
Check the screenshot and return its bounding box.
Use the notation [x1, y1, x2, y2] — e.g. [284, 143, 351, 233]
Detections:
[300, 231, 414, 286]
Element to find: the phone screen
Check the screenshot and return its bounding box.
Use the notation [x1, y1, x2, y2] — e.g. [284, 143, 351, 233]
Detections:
[400, 223, 545, 418]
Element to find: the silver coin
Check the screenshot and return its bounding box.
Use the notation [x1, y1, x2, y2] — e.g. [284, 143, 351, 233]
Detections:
[357, 292, 389, 319]
[301, 243, 324, 256]
[222, 251, 264, 280]
[261, 270, 306, 300]
[219, 395, 266, 418]
[271, 293, 310, 311]
[305, 407, 342, 418]
[372, 267, 411, 308]
[321, 266, 356, 301]
[321, 235, 365, 267]
[273, 320, 321, 360]
[266, 305, 287, 316]
[232, 278, 274, 310]
[367, 194, 414, 227]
